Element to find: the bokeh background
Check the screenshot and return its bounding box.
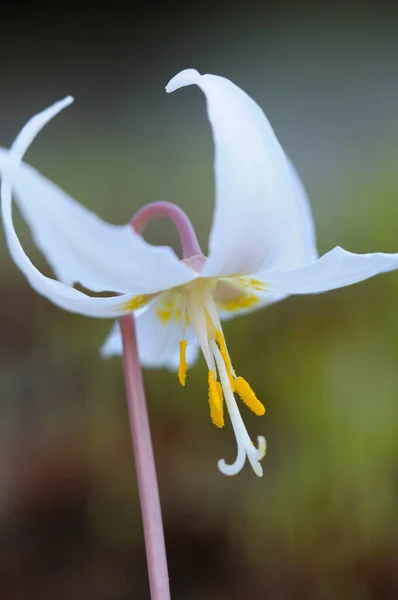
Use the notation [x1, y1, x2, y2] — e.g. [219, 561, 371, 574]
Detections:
[1, 1, 398, 598]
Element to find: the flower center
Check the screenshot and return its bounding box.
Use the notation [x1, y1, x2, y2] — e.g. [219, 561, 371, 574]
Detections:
[129, 201, 267, 476]
[176, 278, 267, 477]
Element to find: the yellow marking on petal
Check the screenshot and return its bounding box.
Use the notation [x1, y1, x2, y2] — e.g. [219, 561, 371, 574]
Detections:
[178, 340, 188, 386]
[208, 371, 224, 428]
[215, 331, 235, 391]
[121, 294, 151, 312]
[157, 308, 173, 323]
[156, 298, 189, 325]
[236, 277, 269, 291]
[218, 292, 260, 312]
[234, 376, 266, 416]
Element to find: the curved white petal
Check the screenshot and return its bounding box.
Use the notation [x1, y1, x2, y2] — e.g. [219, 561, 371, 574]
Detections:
[166, 69, 316, 277]
[273, 159, 318, 269]
[261, 246, 398, 294]
[0, 150, 193, 294]
[101, 304, 200, 370]
[1, 98, 195, 318]
[0, 106, 193, 295]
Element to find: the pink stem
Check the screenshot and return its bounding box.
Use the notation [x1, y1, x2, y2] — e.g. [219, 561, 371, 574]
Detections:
[131, 200, 202, 258]
[120, 313, 171, 600]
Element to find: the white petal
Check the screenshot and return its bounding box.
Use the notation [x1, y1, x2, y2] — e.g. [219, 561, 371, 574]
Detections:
[0, 151, 193, 294]
[101, 320, 124, 357]
[272, 159, 318, 269]
[100, 306, 150, 357]
[166, 69, 316, 277]
[1, 98, 195, 318]
[262, 246, 398, 294]
[101, 304, 200, 370]
[0, 113, 193, 294]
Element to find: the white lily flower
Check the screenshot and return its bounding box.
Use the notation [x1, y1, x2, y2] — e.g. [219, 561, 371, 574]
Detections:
[2, 68, 398, 477]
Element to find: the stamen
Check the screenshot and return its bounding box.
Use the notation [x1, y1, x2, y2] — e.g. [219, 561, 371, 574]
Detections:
[187, 292, 214, 371]
[210, 401, 224, 429]
[208, 370, 224, 428]
[234, 377, 266, 416]
[211, 343, 266, 477]
[208, 370, 222, 411]
[215, 330, 235, 391]
[178, 340, 188, 386]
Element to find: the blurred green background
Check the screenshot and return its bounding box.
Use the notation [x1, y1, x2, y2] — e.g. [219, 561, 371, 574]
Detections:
[1, 2, 398, 598]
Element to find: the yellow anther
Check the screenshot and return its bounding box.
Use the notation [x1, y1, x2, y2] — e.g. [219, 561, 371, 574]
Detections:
[234, 376, 266, 416]
[178, 340, 188, 386]
[208, 370, 222, 410]
[215, 330, 235, 391]
[216, 381, 223, 408]
[208, 370, 224, 428]
[210, 403, 224, 428]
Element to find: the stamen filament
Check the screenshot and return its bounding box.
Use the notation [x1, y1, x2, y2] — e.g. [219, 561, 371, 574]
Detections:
[215, 330, 235, 391]
[187, 292, 214, 371]
[234, 376, 266, 416]
[178, 340, 188, 386]
[180, 296, 188, 331]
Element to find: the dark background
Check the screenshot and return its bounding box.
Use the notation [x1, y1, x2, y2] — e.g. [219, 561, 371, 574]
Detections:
[1, 1, 398, 598]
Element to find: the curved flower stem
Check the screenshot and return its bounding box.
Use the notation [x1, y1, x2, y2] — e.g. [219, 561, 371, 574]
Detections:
[120, 313, 171, 600]
[131, 200, 202, 258]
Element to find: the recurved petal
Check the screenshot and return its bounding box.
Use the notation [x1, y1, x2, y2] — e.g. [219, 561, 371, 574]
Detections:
[166, 69, 316, 278]
[0, 152, 192, 294]
[0, 114, 193, 296]
[101, 303, 200, 370]
[1, 98, 194, 318]
[273, 159, 318, 269]
[261, 246, 398, 294]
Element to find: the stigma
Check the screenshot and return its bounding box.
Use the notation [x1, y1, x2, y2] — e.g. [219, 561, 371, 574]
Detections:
[176, 278, 267, 477]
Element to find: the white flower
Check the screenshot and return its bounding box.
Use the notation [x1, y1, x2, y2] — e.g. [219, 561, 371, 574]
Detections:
[2, 69, 398, 477]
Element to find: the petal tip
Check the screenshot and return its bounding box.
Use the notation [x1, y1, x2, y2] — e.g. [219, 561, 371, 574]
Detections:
[165, 68, 201, 93]
[64, 95, 75, 106]
[9, 95, 76, 166]
[54, 95, 74, 113]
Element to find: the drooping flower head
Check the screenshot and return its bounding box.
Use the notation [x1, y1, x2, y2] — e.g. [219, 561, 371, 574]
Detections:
[2, 69, 398, 476]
